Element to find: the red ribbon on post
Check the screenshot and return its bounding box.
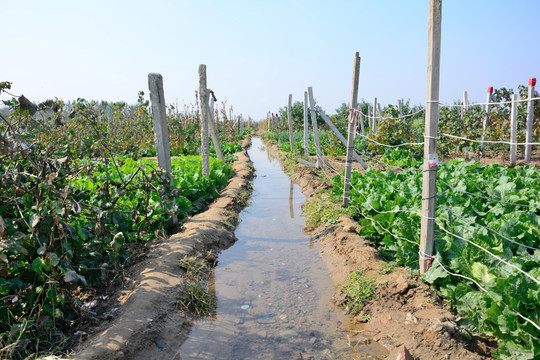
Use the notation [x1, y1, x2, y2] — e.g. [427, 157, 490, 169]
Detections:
[487, 86, 494, 93]
[529, 78, 537, 86]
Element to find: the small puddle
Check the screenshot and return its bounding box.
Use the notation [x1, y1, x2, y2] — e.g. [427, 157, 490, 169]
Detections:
[176, 138, 385, 359]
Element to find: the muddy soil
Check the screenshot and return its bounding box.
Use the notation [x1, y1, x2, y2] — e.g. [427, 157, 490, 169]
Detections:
[44, 136, 504, 360]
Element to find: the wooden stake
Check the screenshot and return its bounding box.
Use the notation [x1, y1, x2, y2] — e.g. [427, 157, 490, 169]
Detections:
[368, 104, 373, 133]
[480, 86, 493, 158]
[148, 73, 173, 178]
[510, 93, 518, 166]
[315, 105, 367, 168]
[209, 97, 225, 161]
[308, 87, 323, 169]
[359, 111, 365, 136]
[304, 91, 309, 157]
[524, 78, 536, 163]
[343, 52, 361, 207]
[288, 94, 294, 152]
[462, 91, 470, 160]
[373, 97, 378, 134]
[419, 0, 442, 274]
[148, 73, 176, 228]
[198, 65, 210, 177]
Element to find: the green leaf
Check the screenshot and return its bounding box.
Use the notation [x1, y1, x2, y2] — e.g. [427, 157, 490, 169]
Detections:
[422, 263, 448, 283]
[110, 232, 125, 253]
[471, 262, 495, 283]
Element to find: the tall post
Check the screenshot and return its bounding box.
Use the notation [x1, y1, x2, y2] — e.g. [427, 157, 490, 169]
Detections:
[524, 78, 536, 163]
[398, 99, 403, 122]
[359, 111, 365, 136]
[419, 0, 442, 274]
[368, 104, 373, 133]
[462, 91, 470, 160]
[303, 91, 309, 157]
[480, 86, 494, 158]
[510, 93, 518, 166]
[287, 94, 294, 152]
[148, 73, 173, 178]
[308, 87, 323, 169]
[343, 52, 361, 207]
[209, 97, 225, 161]
[198, 65, 210, 177]
[373, 97, 378, 134]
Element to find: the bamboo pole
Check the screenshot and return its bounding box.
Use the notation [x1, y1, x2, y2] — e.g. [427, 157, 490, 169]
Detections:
[419, 0, 442, 274]
[343, 52, 361, 207]
[287, 94, 294, 152]
[510, 93, 518, 166]
[524, 78, 536, 163]
[308, 87, 323, 169]
[303, 91, 309, 157]
[198, 65, 210, 177]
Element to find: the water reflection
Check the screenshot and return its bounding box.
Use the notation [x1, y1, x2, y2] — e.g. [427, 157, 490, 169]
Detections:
[289, 180, 294, 219]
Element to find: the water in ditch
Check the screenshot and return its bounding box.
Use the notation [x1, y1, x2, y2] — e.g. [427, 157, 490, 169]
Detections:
[176, 138, 385, 359]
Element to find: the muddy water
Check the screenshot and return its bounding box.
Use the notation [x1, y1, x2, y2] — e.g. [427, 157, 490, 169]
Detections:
[176, 138, 383, 360]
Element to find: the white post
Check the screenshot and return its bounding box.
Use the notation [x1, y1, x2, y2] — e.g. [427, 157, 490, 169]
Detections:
[303, 91, 309, 157]
[198, 65, 210, 177]
[343, 52, 361, 207]
[510, 93, 518, 166]
[419, 0, 442, 274]
[524, 78, 536, 163]
[287, 94, 294, 152]
[398, 99, 403, 122]
[148, 73, 173, 178]
[480, 86, 494, 158]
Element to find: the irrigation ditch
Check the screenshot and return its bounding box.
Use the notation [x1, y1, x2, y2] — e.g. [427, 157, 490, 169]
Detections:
[47, 136, 496, 360]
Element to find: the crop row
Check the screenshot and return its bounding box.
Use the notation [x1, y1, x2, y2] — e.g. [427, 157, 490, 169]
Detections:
[0, 86, 242, 358]
[332, 159, 539, 359]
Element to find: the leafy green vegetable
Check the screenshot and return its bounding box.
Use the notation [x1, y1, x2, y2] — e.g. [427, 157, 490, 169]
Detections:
[333, 159, 540, 358]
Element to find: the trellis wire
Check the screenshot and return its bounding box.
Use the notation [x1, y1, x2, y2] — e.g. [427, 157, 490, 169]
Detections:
[440, 133, 540, 147]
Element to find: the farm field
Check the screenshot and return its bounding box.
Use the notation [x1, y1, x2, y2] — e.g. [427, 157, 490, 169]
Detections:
[0, 89, 248, 359]
[263, 100, 539, 359]
[1, 77, 538, 359]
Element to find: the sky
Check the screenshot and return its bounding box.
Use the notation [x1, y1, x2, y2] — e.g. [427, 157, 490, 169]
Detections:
[2, 0, 539, 121]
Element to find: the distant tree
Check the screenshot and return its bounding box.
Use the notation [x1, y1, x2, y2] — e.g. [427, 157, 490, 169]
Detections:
[276, 100, 324, 131]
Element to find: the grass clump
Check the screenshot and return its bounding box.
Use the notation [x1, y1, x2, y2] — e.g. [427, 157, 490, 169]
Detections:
[176, 283, 216, 317]
[179, 255, 209, 279]
[339, 269, 377, 315]
[304, 190, 348, 228]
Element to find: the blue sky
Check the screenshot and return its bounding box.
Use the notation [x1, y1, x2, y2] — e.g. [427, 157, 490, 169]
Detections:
[2, 0, 539, 120]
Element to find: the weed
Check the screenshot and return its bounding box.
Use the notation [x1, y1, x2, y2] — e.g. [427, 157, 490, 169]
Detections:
[176, 283, 216, 317]
[378, 261, 398, 275]
[236, 183, 252, 208]
[339, 269, 377, 315]
[221, 211, 238, 230]
[304, 190, 348, 228]
[179, 256, 209, 279]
